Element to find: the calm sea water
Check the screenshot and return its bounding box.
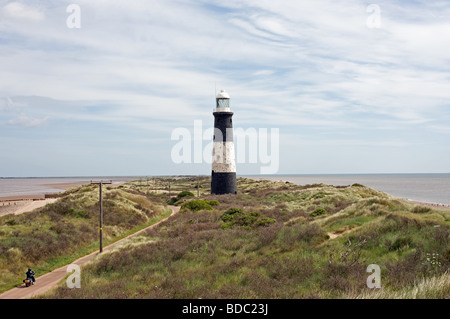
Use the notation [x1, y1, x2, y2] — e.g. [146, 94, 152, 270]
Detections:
[246, 174, 450, 206]
[1, 174, 449, 205]
[0, 177, 136, 198]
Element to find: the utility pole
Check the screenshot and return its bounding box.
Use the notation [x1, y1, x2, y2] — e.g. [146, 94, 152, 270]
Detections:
[168, 179, 171, 198]
[91, 180, 112, 253]
[197, 175, 200, 197]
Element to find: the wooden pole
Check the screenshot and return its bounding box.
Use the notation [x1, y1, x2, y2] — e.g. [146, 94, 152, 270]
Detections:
[91, 180, 112, 253]
[99, 182, 103, 252]
[168, 179, 171, 198]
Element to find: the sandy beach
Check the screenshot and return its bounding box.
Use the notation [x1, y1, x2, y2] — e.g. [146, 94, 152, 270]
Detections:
[0, 180, 81, 217]
[0, 198, 57, 217]
[408, 200, 450, 211]
[0, 179, 129, 217]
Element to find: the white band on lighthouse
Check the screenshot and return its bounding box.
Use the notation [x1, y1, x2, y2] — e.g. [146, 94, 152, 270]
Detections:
[215, 107, 231, 112]
[212, 141, 236, 173]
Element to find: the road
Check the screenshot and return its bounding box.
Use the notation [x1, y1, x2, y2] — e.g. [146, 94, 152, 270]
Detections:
[0, 206, 180, 299]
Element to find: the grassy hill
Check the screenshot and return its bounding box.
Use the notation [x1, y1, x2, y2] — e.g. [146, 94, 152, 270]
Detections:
[0, 183, 171, 293]
[2, 177, 448, 298]
[35, 177, 449, 299]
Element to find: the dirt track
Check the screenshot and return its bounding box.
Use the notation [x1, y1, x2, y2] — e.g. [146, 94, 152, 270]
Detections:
[0, 206, 180, 299]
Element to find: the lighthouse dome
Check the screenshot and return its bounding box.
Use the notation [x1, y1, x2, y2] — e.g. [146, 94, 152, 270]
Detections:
[216, 90, 230, 99]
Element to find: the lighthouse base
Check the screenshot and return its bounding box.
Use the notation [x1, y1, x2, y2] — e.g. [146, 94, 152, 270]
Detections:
[211, 171, 237, 195]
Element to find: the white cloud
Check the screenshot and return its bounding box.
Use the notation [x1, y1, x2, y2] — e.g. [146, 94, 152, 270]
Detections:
[7, 112, 49, 128]
[2, 2, 44, 21]
[1, 0, 450, 175]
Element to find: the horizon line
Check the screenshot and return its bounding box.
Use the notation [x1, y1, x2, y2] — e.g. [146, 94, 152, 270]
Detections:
[1, 172, 450, 179]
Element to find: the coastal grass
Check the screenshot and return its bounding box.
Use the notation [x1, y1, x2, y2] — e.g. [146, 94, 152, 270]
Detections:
[37, 177, 450, 299]
[0, 184, 169, 293]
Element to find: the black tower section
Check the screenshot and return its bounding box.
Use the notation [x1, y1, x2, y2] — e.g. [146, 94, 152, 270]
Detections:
[211, 90, 237, 195]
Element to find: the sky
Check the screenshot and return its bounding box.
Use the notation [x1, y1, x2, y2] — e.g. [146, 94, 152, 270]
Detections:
[0, 0, 450, 177]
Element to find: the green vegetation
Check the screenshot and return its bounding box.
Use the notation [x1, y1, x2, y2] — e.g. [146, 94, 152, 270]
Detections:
[37, 178, 450, 299]
[412, 206, 432, 214]
[3, 177, 449, 299]
[309, 208, 328, 217]
[0, 185, 169, 293]
[220, 207, 276, 229]
[180, 199, 214, 212]
[167, 190, 195, 205]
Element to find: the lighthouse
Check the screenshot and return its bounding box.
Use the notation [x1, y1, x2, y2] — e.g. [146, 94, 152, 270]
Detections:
[211, 90, 237, 195]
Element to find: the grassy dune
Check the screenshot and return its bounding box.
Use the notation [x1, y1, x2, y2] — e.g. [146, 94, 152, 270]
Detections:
[36, 177, 449, 299]
[0, 184, 170, 293]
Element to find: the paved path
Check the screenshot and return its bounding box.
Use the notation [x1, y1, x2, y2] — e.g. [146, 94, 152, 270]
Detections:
[0, 206, 180, 299]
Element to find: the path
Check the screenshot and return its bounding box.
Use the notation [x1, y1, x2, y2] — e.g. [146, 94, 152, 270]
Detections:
[327, 228, 353, 240]
[0, 206, 180, 299]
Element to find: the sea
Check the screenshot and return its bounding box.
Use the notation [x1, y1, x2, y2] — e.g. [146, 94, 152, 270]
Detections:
[0, 177, 137, 199]
[246, 174, 450, 206]
[1, 174, 449, 206]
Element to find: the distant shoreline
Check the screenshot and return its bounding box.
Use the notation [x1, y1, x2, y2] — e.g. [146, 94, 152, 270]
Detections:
[0, 181, 85, 202]
[0, 178, 133, 201]
[1, 177, 449, 213]
[246, 174, 450, 206]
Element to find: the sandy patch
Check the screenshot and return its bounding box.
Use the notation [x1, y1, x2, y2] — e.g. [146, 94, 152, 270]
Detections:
[0, 199, 57, 217]
[408, 200, 450, 211]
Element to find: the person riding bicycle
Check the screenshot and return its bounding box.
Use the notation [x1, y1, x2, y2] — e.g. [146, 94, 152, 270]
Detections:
[26, 268, 35, 284]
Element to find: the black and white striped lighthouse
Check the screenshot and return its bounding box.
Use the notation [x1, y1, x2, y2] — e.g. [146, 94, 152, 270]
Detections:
[211, 90, 237, 195]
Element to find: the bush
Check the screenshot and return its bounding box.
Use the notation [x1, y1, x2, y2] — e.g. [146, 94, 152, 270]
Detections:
[177, 191, 195, 199]
[309, 208, 328, 217]
[168, 191, 195, 205]
[6, 219, 17, 226]
[181, 199, 213, 212]
[70, 208, 90, 219]
[412, 206, 432, 214]
[207, 200, 220, 206]
[254, 217, 277, 227]
[389, 236, 413, 251]
[220, 208, 245, 222]
[445, 247, 450, 263]
[220, 208, 276, 229]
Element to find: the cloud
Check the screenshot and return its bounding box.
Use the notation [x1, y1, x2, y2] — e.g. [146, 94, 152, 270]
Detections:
[1, 96, 19, 112]
[1, 2, 44, 21]
[1, 0, 450, 175]
[7, 112, 49, 128]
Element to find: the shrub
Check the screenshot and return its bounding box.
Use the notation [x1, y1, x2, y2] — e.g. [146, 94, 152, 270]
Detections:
[309, 208, 327, 217]
[71, 208, 90, 219]
[254, 217, 277, 227]
[207, 200, 220, 206]
[389, 236, 413, 251]
[385, 251, 423, 288]
[220, 208, 245, 222]
[220, 208, 276, 229]
[412, 206, 432, 214]
[177, 191, 195, 199]
[168, 191, 195, 205]
[181, 199, 213, 212]
[6, 219, 17, 226]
